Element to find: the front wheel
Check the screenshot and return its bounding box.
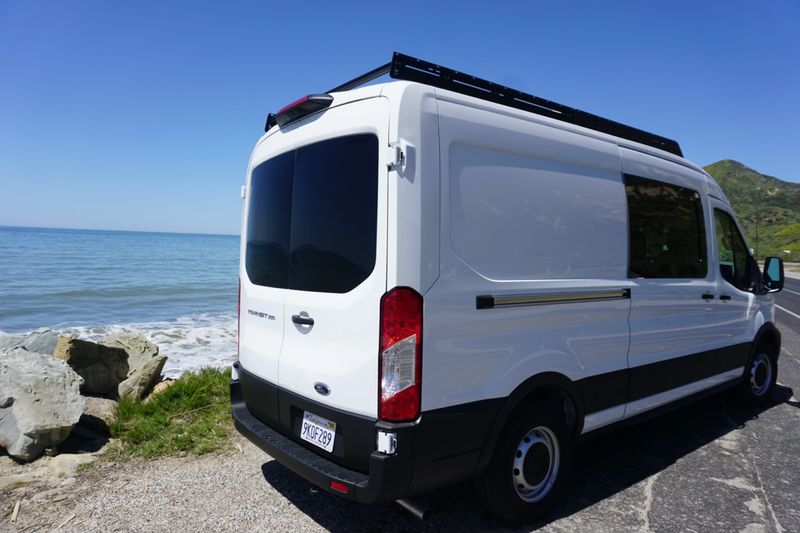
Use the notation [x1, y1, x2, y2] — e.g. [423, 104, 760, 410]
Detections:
[475, 403, 572, 524]
[736, 346, 778, 406]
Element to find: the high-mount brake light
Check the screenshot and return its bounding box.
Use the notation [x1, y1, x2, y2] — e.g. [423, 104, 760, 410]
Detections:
[378, 287, 423, 422]
[276, 95, 311, 115]
[264, 93, 333, 131]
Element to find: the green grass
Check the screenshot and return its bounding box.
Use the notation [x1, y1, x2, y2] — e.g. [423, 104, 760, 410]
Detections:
[108, 367, 233, 460]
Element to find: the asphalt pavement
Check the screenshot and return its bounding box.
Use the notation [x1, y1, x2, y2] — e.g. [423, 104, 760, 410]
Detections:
[257, 278, 800, 532]
[775, 275, 800, 333]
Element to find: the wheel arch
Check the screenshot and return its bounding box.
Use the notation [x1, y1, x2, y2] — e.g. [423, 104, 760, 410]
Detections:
[751, 322, 781, 364]
[475, 372, 584, 472]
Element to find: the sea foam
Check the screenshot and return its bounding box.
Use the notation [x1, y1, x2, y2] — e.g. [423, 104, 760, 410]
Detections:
[1, 313, 237, 378]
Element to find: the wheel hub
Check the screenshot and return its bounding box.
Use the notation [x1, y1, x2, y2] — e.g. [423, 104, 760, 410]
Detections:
[750, 353, 772, 397]
[512, 426, 560, 503]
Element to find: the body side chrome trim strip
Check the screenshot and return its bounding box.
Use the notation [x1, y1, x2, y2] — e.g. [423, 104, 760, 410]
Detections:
[476, 288, 630, 310]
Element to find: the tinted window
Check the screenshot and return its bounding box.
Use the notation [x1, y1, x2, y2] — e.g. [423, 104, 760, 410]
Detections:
[245, 134, 379, 293]
[246, 151, 293, 288]
[625, 175, 707, 278]
[714, 209, 752, 291]
[289, 134, 378, 292]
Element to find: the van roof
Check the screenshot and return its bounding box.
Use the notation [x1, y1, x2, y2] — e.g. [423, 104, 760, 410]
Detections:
[257, 53, 726, 203]
[267, 53, 682, 155]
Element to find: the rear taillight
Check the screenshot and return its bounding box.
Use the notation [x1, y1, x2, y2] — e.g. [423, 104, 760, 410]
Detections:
[379, 287, 423, 422]
[236, 278, 241, 361]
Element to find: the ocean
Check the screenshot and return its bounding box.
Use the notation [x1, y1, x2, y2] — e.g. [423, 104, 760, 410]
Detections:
[0, 226, 239, 377]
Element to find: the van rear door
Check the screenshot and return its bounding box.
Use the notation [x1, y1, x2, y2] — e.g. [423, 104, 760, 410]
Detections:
[253, 97, 389, 420]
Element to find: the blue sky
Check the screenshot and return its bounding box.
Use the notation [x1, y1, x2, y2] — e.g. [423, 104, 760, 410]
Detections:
[1, 1, 798, 235]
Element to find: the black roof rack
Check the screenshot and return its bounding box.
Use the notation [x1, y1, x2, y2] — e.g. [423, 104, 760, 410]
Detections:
[327, 52, 683, 157]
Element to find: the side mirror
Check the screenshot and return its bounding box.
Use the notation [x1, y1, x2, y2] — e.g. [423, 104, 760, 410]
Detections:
[762, 256, 784, 293]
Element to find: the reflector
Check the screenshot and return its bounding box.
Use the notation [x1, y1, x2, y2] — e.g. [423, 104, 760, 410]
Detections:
[330, 480, 349, 494]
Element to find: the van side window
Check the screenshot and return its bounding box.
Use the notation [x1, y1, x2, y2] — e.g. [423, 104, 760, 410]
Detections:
[714, 209, 752, 291]
[625, 175, 707, 279]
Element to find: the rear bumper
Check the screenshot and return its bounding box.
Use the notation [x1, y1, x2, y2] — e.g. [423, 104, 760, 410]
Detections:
[231, 363, 502, 503]
[230, 370, 414, 503]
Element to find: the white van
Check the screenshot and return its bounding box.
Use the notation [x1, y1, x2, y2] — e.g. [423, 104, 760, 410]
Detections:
[230, 53, 786, 523]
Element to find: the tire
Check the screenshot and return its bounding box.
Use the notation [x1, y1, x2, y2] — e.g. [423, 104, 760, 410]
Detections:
[475, 402, 572, 524]
[736, 345, 778, 406]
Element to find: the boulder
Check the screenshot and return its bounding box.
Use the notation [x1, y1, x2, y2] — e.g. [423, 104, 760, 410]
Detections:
[0, 328, 59, 355]
[102, 332, 159, 360]
[0, 348, 85, 462]
[0, 334, 25, 350]
[102, 333, 167, 399]
[78, 396, 118, 435]
[20, 327, 60, 355]
[53, 336, 129, 396]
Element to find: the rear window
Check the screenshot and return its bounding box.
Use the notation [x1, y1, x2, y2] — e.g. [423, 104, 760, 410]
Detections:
[245, 134, 379, 293]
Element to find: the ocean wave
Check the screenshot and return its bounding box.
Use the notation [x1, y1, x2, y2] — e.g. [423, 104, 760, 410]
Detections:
[1, 313, 237, 378]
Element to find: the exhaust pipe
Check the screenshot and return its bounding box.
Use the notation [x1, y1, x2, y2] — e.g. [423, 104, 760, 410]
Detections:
[395, 498, 431, 521]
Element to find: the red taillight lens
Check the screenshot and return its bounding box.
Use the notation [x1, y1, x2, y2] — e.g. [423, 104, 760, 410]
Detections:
[379, 287, 423, 422]
[237, 279, 241, 361]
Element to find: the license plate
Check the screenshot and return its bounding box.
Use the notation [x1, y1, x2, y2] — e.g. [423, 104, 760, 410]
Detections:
[300, 411, 336, 453]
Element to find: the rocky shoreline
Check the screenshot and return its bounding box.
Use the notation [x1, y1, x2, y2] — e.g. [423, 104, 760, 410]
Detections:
[1, 328, 173, 481]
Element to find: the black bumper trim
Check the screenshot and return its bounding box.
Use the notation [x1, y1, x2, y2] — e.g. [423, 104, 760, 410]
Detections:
[231, 379, 412, 503]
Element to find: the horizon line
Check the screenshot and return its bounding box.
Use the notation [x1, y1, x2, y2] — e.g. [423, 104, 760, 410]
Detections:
[0, 224, 239, 238]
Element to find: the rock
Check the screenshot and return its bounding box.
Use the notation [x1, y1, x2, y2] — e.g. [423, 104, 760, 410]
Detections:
[0, 473, 36, 491]
[0, 348, 85, 461]
[102, 333, 167, 399]
[118, 356, 167, 399]
[144, 379, 177, 402]
[53, 336, 129, 396]
[20, 327, 60, 355]
[79, 396, 118, 434]
[0, 334, 25, 350]
[46, 453, 96, 478]
[102, 332, 159, 360]
[0, 328, 59, 355]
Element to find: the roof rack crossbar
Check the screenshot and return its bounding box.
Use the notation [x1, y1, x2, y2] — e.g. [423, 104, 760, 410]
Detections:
[324, 52, 682, 157]
[328, 62, 392, 93]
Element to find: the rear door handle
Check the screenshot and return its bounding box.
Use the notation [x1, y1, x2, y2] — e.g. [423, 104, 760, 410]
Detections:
[291, 314, 315, 326]
[719, 294, 732, 301]
[701, 293, 715, 300]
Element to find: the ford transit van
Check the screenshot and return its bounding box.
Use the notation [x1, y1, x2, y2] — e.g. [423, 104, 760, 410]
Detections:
[230, 53, 785, 523]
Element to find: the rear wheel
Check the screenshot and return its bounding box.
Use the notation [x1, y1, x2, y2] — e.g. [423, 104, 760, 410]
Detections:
[736, 345, 778, 406]
[475, 403, 571, 524]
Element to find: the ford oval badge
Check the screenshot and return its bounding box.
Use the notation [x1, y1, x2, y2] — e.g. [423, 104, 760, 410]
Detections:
[314, 382, 330, 396]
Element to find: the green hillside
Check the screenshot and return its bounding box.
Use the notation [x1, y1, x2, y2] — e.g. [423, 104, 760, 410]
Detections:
[704, 160, 800, 260]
